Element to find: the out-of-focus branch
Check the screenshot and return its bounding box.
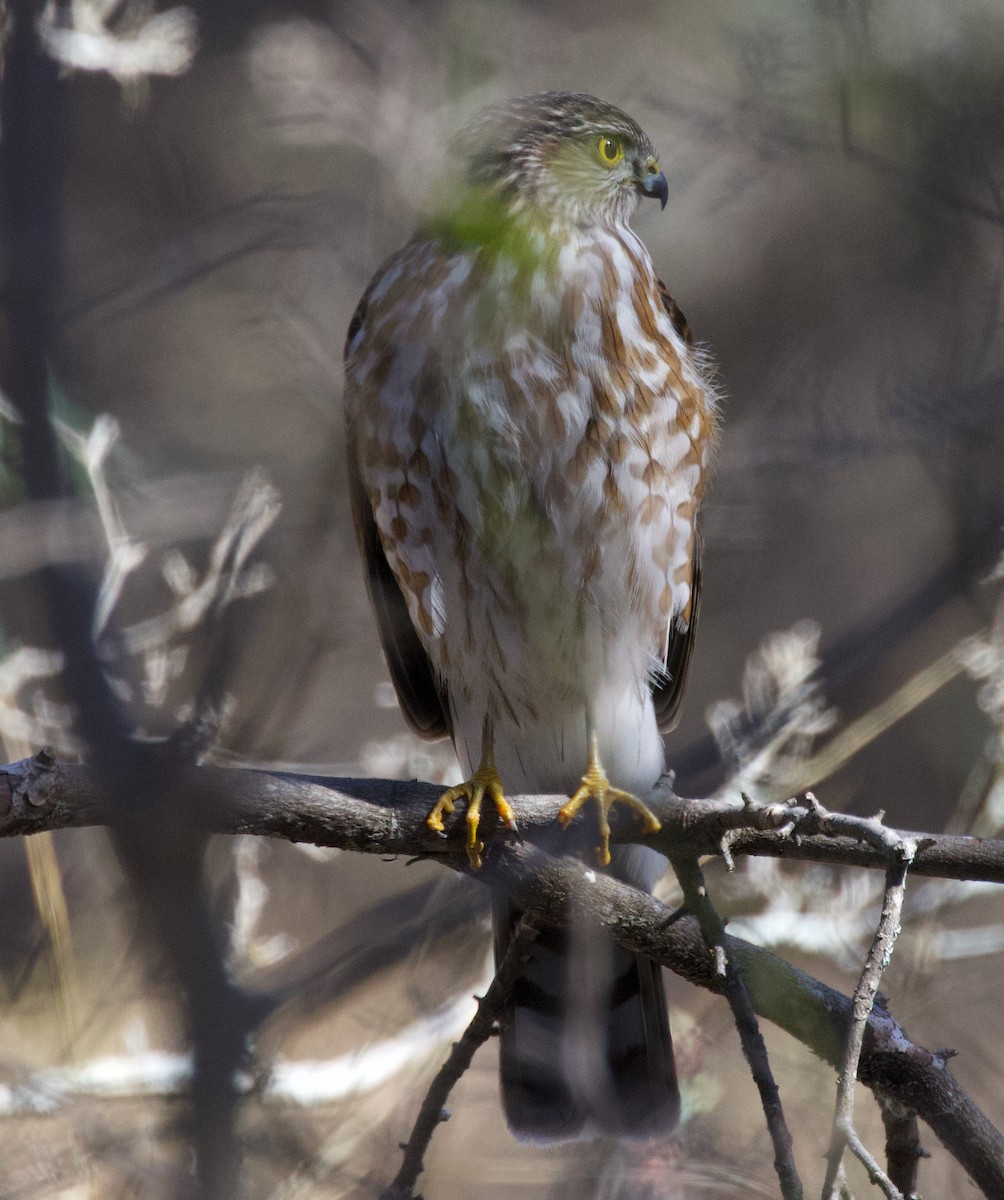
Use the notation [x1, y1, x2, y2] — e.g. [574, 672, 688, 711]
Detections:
[3, 756, 1004, 1195]
[0, 8, 244, 1194]
[793, 650, 964, 795]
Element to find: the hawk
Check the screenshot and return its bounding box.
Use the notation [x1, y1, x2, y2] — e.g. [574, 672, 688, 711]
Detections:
[344, 91, 718, 1140]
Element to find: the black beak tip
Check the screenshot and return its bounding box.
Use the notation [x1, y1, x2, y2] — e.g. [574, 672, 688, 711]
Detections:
[639, 170, 669, 210]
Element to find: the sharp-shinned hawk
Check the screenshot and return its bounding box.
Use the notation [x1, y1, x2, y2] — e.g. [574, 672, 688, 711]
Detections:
[344, 91, 719, 1140]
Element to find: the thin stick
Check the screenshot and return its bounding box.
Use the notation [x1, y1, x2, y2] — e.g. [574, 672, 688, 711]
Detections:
[380, 913, 541, 1200]
[821, 841, 916, 1200]
[672, 854, 803, 1200]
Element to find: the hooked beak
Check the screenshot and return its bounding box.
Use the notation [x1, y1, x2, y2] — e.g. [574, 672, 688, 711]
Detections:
[637, 162, 669, 210]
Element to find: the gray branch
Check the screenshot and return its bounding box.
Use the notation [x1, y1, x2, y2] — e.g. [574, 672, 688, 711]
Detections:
[823, 828, 917, 1200]
[380, 913, 541, 1200]
[881, 1101, 925, 1199]
[4, 759, 1004, 883]
[4, 755, 1004, 1196]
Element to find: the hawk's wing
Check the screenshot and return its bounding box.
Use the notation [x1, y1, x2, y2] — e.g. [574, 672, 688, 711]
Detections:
[656, 276, 693, 347]
[653, 278, 701, 735]
[653, 532, 702, 734]
[344, 300, 452, 742]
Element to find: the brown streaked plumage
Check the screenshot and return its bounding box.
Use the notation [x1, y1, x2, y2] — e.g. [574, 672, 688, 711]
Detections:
[344, 91, 719, 1141]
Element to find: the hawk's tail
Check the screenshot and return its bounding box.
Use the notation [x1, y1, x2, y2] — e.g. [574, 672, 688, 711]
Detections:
[492, 895, 679, 1142]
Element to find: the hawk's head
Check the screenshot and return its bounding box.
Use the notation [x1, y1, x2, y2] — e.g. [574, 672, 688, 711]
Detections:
[454, 91, 668, 229]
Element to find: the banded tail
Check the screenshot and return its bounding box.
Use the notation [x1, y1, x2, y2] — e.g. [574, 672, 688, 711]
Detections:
[493, 880, 679, 1141]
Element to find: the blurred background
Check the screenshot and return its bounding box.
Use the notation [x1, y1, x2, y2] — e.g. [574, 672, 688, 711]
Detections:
[1, 0, 1004, 1195]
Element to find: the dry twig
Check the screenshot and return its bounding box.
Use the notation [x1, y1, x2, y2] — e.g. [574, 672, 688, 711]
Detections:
[821, 810, 918, 1199]
[380, 914, 540, 1200]
[672, 853, 803, 1200]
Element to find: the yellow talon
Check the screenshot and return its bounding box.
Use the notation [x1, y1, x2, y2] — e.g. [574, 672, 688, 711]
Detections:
[427, 760, 516, 870]
[557, 734, 661, 866]
[425, 792, 455, 833]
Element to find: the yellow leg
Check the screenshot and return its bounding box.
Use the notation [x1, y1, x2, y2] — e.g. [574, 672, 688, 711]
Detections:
[557, 729, 662, 867]
[426, 718, 516, 870]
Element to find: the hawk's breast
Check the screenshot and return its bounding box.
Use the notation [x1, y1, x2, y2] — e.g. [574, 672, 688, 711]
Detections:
[345, 222, 717, 721]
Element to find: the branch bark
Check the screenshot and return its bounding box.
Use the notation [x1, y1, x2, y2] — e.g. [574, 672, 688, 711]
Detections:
[821, 815, 918, 1200]
[380, 913, 541, 1200]
[5, 759, 1004, 883]
[4, 756, 1004, 1196]
[479, 843, 1004, 1200]
[881, 1101, 924, 1199]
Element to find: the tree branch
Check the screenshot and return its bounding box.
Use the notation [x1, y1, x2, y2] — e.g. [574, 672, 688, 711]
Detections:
[478, 843, 1004, 1200]
[822, 835, 916, 1200]
[380, 913, 541, 1200]
[5, 758, 1004, 884]
[3, 756, 1004, 1195]
[881, 1101, 924, 1199]
[672, 852, 803, 1200]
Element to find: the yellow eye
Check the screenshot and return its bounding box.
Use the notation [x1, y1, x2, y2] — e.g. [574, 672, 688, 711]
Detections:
[597, 136, 624, 166]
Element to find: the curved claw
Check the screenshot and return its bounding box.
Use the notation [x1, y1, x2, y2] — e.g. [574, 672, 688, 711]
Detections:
[426, 792, 456, 832]
[557, 763, 661, 867]
[426, 763, 517, 869]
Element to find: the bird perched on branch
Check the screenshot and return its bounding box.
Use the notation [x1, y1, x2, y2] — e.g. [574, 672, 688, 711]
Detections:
[344, 91, 718, 1140]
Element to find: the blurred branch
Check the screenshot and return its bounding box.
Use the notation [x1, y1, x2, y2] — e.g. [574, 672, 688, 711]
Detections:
[0, 987, 482, 1114]
[794, 649, 964, 795]
[0, 7, 243, 1196]
[673, 539, 1004, 792]
[4, 757, 1004, 1193]
[37, 0, 197, 83]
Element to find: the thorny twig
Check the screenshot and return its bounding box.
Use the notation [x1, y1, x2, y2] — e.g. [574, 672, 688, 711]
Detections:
[821, 817, 918, 1200]
[672, 853, 803, 1200]
[380, 913, 541, 1200]
[716, 791, 936, 875]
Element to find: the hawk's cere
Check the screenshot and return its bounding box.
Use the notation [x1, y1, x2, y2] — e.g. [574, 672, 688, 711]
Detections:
[344, 91, 719, 1141]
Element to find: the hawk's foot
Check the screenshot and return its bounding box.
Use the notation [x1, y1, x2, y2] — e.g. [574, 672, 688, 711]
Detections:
[426, 762, 517, 870]
[557, 757, 661, 867]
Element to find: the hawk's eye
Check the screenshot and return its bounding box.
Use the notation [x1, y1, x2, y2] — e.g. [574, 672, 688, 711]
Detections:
[597, 137, 624, 166]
